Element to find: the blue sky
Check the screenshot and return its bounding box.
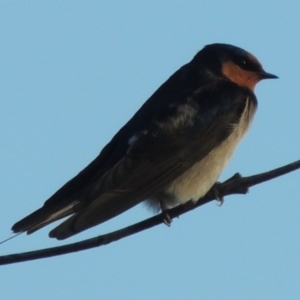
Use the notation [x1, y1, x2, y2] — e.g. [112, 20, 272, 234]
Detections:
[1, 2, 299, 299]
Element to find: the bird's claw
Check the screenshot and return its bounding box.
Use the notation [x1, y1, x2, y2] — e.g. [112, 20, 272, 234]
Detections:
[162, 210, 172, 226]
[212, 182, 224, 206]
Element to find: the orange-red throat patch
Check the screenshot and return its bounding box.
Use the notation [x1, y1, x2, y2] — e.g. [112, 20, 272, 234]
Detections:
[222, 61, 261, 91]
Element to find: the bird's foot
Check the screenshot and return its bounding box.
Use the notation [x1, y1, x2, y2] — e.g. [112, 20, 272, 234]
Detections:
[161, 210, 172, 226]
[212, 182, 224, 206]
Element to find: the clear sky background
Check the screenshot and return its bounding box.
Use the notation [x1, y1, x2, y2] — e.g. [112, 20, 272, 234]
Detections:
[1, 2, 299, 300]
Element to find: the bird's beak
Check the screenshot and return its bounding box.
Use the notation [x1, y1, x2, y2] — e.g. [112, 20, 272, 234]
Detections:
[259, 71, 278, 80]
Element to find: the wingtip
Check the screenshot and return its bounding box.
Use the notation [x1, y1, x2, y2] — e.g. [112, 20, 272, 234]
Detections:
[11, 222, 25, 234]
[48, 215, 79, 240]
[48, 228, 67, 240]
[49, 228, 76, 240]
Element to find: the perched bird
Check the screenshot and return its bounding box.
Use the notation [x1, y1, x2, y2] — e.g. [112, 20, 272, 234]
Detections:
[12, 43, 277, 240]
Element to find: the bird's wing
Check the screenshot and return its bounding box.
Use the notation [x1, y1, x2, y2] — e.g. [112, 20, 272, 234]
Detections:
[47, 87, 252, 239]
[12, 67, 252, 238]
[11, 63, 194, 233]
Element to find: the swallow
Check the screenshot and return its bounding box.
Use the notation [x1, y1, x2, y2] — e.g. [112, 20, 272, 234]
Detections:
[12, 43, 277, 240]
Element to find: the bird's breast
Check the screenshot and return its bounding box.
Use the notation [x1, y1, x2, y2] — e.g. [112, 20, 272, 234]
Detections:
[162, 97, 256, 207]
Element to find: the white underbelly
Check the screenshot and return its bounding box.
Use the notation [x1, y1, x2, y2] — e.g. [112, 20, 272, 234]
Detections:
[165, 131, 242, 204]
[164, 98, 255, 207]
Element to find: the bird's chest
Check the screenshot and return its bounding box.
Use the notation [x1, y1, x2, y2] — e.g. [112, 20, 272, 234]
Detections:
[162, 98, 255, 207]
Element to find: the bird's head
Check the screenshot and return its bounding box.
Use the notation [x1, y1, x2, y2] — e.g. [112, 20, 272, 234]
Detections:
[194, 43, 278, 91]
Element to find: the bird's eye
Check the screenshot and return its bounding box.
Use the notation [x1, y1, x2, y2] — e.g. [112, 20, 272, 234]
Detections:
[238, 58, 252, 70]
